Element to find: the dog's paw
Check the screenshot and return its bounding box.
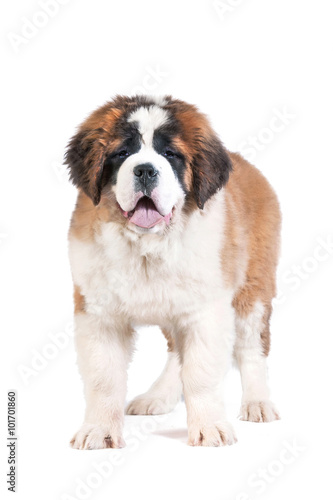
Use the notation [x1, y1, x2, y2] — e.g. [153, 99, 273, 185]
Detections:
[126, 393, 178, 415]
[70, 423, 125, 450]
[240, 400, 280, 423]
[188, 420, 237, 447]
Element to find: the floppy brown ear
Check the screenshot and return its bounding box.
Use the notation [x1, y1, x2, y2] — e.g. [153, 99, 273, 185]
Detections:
[64, 128, 108, 205]
[191, 133, 232, 209]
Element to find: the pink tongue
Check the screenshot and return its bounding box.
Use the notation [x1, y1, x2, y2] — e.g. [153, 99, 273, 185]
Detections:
[129, 198, 168, 228]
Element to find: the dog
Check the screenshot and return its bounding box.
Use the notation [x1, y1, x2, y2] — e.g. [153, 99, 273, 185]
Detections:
[65, 95, 281, 449]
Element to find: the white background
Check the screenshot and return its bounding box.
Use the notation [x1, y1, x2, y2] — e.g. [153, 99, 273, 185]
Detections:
[1, 0, 333, 499]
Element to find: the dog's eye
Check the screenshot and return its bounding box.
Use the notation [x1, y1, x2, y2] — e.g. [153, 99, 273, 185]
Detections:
[115, 150, 129, 159]
[163, 150, 176, 159]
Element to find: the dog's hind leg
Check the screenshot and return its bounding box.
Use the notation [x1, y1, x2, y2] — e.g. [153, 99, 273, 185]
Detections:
[126, 329, 182, 415]
[233, 294, 280, 423]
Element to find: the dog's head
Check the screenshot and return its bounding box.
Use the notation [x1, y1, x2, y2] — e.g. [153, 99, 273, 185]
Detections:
[65, 95, 232, 234]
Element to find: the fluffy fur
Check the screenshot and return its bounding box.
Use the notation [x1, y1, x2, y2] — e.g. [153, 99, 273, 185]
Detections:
[65, 95, 281, 449]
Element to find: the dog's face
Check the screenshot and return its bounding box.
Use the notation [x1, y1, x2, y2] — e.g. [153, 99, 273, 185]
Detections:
[65, 96, 232, 234]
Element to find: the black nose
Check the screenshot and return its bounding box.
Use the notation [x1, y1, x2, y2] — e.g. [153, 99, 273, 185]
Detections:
[134, 163, 158, 179]
[133, 163, 158, 189]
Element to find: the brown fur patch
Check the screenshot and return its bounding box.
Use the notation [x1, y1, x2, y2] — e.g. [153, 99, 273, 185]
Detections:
[82, 105, 123, 132]
[222, 152, 281, 355]
[166, 100, 232, 208]
[65, 106, 123, 205]
[69, 189, 126, 242]
[70, 190, 109, 241]
[74, 285, 85, 314]
[260, 304, 272, 356]
[161, 329, 175, 352]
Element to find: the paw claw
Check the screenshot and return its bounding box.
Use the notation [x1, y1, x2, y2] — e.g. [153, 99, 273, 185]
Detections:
[188, 421, 237, 447]
[70, 423, 125, 450]
[240, 401, 280, 423]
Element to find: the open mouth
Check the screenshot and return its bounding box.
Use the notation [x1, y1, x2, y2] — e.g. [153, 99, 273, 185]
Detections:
[120, 196, 173, 229]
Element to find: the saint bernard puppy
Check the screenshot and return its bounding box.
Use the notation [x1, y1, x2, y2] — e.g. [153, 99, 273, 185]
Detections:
[66, 95, 281, 449]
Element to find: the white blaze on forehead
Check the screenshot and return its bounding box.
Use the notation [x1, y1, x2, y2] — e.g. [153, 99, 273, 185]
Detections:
[128, 105, 169, 147]
[151, 95, 168, 106]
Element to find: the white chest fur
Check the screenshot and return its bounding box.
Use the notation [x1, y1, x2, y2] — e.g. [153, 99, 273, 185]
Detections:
[69, 192, 230, 326]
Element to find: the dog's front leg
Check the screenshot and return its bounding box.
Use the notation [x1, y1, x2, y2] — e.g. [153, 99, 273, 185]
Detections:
[70, 313, 133, 450]
[177, 299, 237, 447]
